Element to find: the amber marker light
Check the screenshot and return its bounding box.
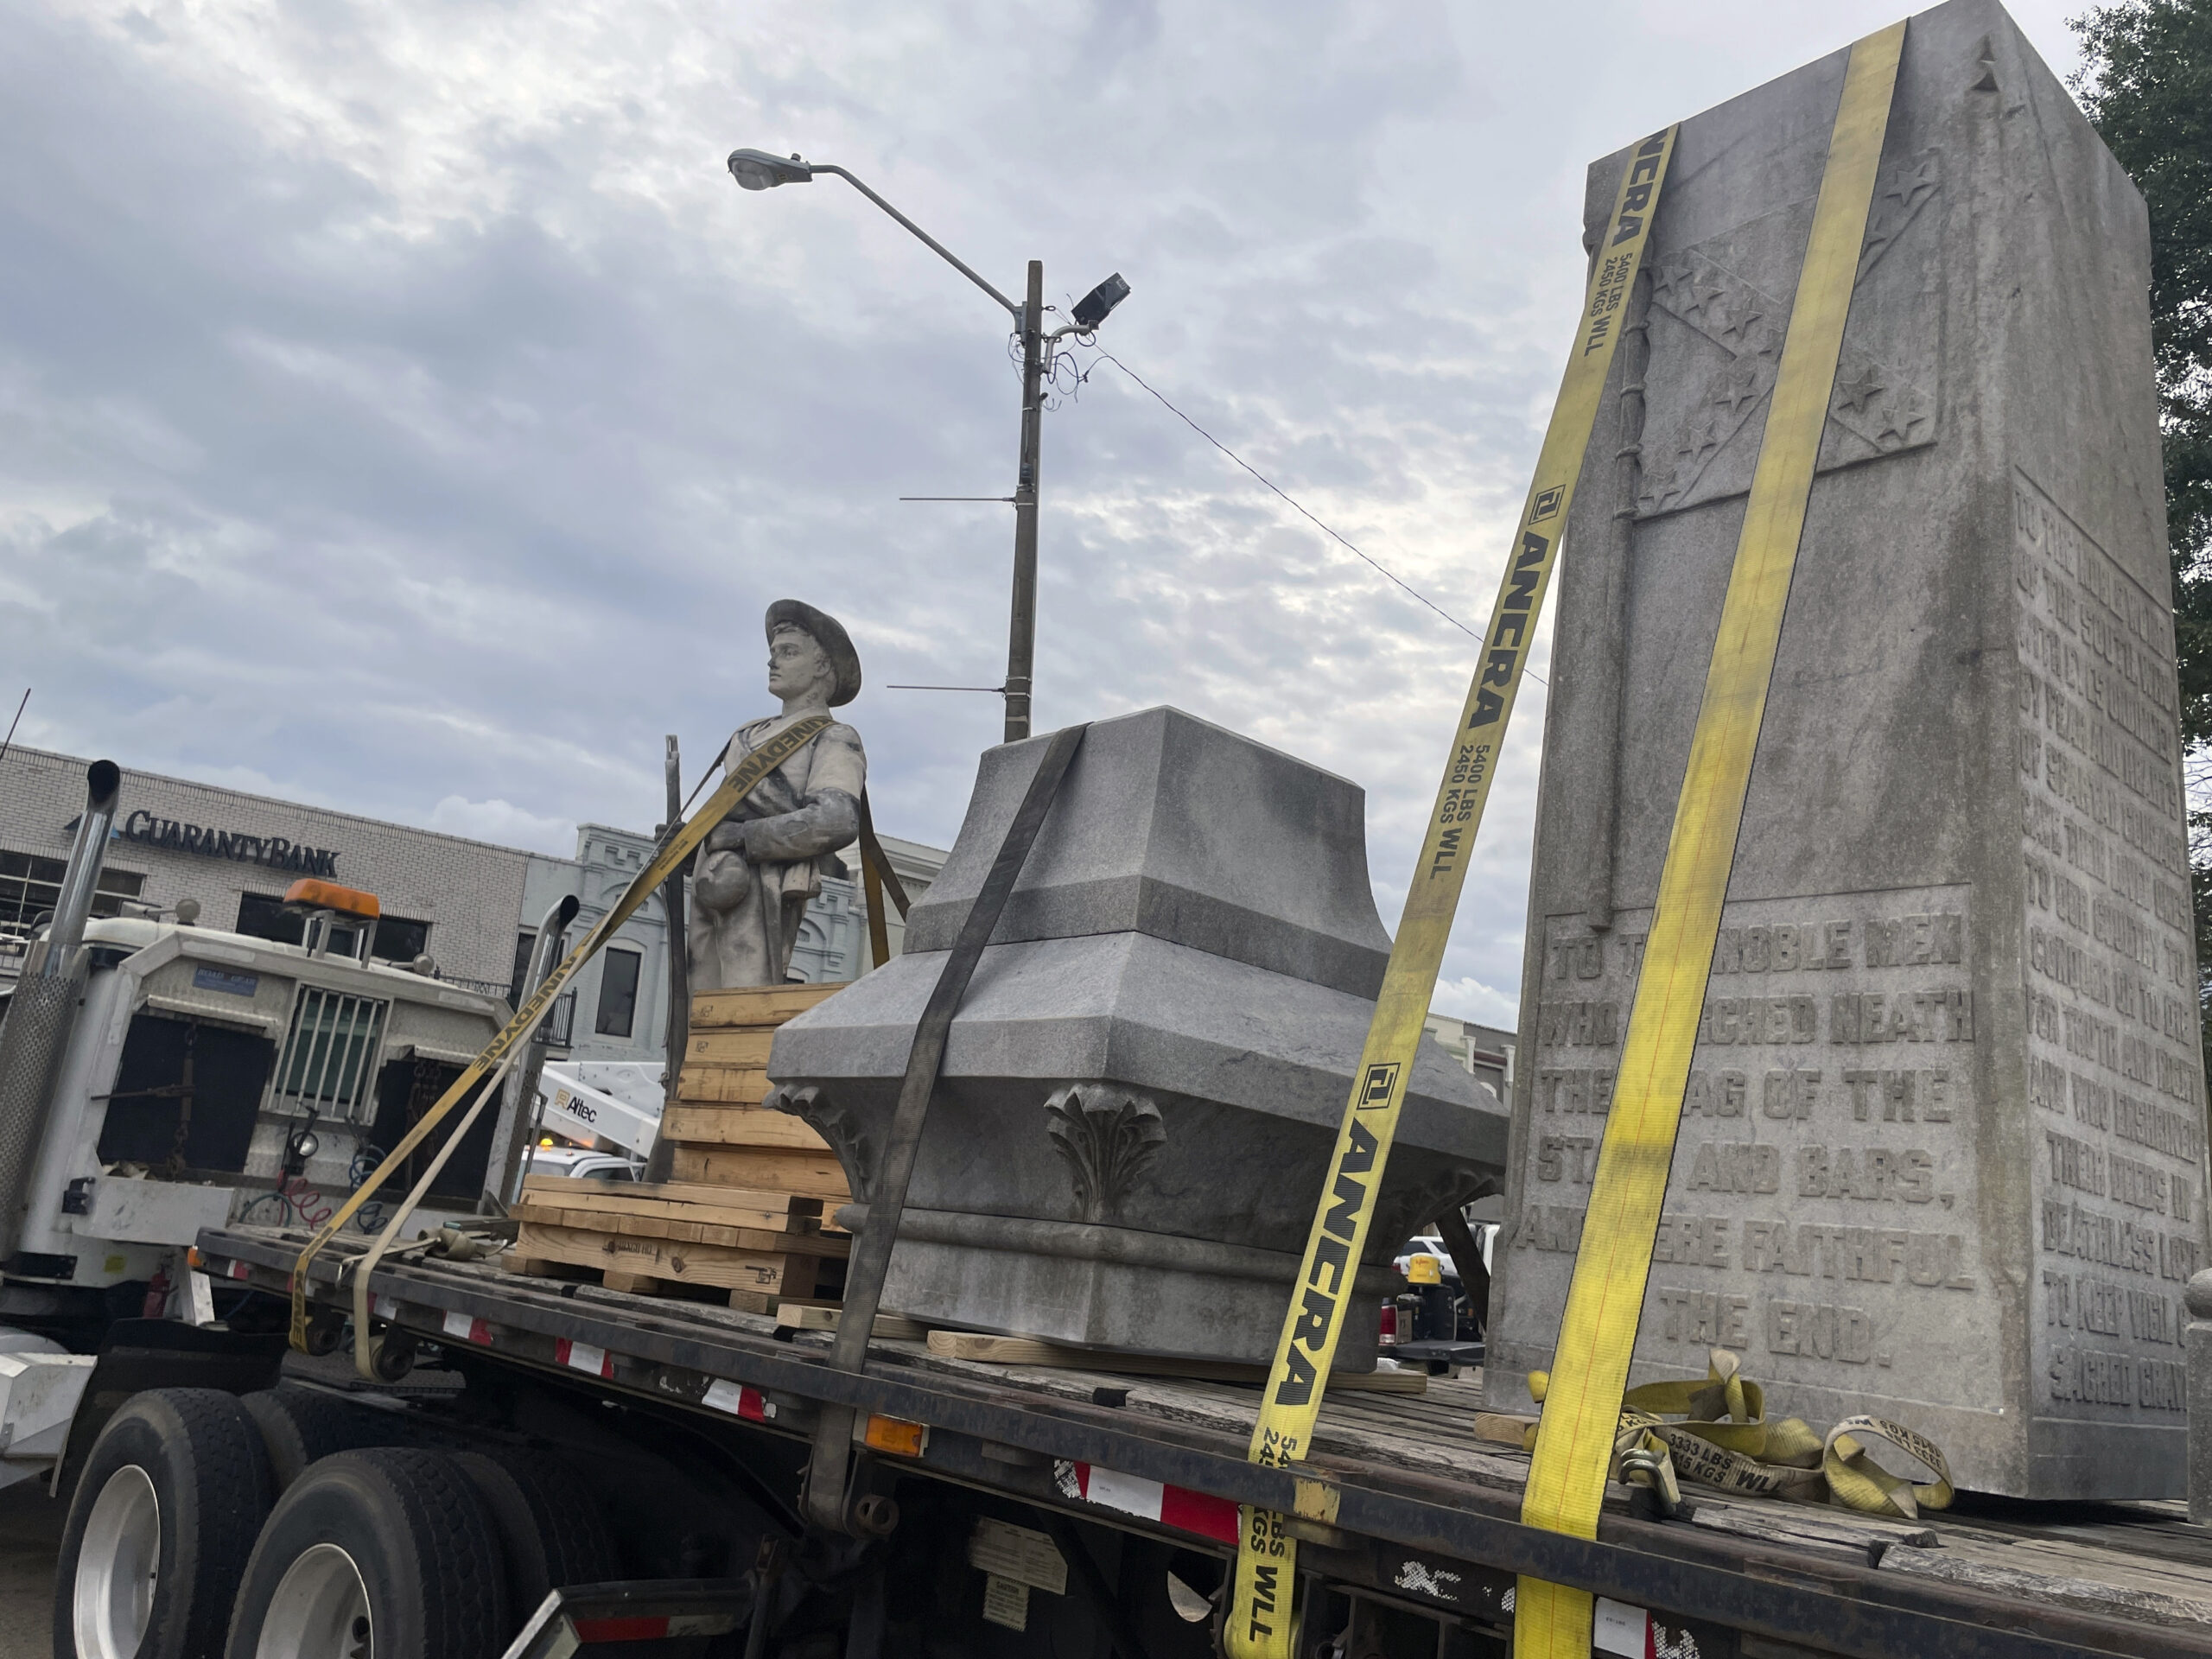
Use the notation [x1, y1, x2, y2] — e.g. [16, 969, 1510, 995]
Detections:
[862, 1415, 930, 1457]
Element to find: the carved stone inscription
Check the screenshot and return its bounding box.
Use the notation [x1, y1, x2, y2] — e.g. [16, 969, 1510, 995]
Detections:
[2014, 471, 2205, 1420]
[1512, 885, 2003, 1413]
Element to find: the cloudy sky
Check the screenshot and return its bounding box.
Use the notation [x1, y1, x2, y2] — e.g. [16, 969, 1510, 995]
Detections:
[1, 0, 2087, 1025]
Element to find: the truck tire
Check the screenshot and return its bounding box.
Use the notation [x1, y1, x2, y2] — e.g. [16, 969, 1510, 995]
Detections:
[241, 1388, 406, 1491]
[453, 1450, 616, 1620]
[55, 1387, 276, 1659]
[224, 1446, 511, 1659]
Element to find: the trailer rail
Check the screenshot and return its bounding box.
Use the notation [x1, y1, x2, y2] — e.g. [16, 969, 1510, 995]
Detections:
[199, 1224, 2212, 1659]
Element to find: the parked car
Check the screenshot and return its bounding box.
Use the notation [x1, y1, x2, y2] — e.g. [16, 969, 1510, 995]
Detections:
[522, 1145, 643, 1182]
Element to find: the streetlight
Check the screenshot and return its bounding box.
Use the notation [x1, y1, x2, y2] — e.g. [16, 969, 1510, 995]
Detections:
[726, 148, 1128, 743]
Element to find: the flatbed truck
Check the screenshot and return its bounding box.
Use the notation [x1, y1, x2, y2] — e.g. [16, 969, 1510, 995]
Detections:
[149, 1217, 2207, 1659]
[10, 767, 2212, 1659]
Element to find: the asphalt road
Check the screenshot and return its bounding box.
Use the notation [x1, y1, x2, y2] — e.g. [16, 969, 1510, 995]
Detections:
[0, 1477, 61, 1655]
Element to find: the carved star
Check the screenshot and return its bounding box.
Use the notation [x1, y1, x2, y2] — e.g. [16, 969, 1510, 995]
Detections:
[1834, 365, 1886, 415]
[1713, 294, 1764, 346]
[1650, 265, 1695, 312]
[1687, 278, 1726, 320]
[1683, 416, 1724, 462]
[1883, 156, 1939, 213]
[1714, 363, 1764, 416]
[1644, 461, 1683, 505]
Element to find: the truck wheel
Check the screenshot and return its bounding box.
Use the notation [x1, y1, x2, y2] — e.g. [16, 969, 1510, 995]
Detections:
[242, 1389, 405, 1491]
[56, 1387, 275, 1659]
[225, 1447, 511, 1659]
[454, 1450, 617, 1619]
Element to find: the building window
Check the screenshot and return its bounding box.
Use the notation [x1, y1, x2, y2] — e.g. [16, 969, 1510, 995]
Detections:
[371, 915, 430, 963]
[237, 891, 429, 963]
[0, 851, 144, 938]
[594, 948, 642, 1039]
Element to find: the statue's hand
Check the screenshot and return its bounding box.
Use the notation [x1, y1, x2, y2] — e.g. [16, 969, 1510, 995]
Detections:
[703, 819, 752, 855]
[693, 849, 751, 913]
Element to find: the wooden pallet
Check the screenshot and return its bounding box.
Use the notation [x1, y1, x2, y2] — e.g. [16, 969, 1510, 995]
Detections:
[510, 1175, 843, 1312]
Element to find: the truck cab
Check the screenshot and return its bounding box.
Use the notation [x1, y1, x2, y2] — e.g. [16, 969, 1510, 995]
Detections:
[0, 900, 508, 1346]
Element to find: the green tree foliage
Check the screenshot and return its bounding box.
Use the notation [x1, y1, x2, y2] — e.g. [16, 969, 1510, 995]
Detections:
[2073, 1, 2212, 1066]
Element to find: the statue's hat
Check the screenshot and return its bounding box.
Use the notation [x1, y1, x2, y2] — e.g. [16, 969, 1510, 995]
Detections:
[766, 599, 862, 707]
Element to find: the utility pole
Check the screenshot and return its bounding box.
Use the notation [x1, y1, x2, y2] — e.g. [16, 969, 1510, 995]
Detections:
[726, 150, 1128, 746]
[1006, 260, 1045, 742]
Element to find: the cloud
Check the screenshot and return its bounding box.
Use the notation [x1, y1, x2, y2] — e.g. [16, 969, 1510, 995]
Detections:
[0, 0, 2090, 1030]
[1430, 975, 1522, 1031]
[427, 795, 577, 856]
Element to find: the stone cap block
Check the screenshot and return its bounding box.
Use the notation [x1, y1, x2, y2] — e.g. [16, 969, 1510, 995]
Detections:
[901, 706, 1393, 998]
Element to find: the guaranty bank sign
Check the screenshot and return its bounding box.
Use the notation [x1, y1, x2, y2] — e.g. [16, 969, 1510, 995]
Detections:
[118, 810, 340, 878]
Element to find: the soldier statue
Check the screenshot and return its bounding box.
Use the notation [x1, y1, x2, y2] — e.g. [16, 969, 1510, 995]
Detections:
[688, 600, 867, 990]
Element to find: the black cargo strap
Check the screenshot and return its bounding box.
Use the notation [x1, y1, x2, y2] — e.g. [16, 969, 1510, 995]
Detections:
[802, 722, 1086, 1530]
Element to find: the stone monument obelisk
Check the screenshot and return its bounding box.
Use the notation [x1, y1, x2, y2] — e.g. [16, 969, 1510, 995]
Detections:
[1487, 0, 2209, 1499]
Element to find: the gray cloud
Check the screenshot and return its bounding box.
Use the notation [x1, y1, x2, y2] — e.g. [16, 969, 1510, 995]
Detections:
[2, 0, 2085, 1028]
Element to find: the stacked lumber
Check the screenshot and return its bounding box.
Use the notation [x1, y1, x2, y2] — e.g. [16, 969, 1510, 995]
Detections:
[510, 1175, 846, 1313]
[664, 985, 850, 1202]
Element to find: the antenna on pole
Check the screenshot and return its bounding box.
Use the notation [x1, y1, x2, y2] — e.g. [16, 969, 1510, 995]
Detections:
[0, 689, 27, 768]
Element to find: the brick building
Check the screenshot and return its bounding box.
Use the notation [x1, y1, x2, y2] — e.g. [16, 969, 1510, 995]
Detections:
[1, 746, 945, 1070]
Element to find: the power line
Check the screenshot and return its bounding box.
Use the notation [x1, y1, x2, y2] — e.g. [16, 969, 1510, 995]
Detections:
[1085, 353, 1549, 690]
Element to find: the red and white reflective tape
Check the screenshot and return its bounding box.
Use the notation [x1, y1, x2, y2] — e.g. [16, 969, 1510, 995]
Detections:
[569, 1613, 741, 1643]
[556, 1338, 614, 1379]
[372, 1294, 400, 1321]
[227, 1260, 251, 1281]
[1054, 1460, 1238, 1546]
[441, 1309, 493, 1345]
[702, 1378, 773, 1421]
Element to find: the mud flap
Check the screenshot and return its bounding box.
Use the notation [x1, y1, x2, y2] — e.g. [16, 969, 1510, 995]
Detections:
[52, 1318, 286, 1500]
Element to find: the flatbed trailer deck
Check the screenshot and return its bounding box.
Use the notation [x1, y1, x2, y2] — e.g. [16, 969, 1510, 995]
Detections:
[201, 1223, 2212, 1659]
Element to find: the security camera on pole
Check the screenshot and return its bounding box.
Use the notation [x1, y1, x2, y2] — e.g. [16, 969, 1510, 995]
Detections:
[726, 149, 1128, 742]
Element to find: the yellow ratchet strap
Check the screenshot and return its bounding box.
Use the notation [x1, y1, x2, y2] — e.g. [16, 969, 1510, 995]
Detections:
[1512, 22, 1905, 1656]
[286, 713, 834, 1361]
[1224, 124, 1680, 1659]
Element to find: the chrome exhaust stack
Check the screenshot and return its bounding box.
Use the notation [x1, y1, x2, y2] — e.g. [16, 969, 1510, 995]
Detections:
[0, 760, 122, 1262]
[482, 891, 581, 1214]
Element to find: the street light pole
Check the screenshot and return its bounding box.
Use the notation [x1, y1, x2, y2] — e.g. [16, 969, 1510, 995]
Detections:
[1006, 259, 1044, 742]
[728, 149, 1128, 746]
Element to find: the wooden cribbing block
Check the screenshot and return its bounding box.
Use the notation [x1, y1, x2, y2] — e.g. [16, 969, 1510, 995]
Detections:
[676, 1066, 771, 1106]
[740, 1291, 837, 1316]
[690, 984, 842, 1027]
[661, 1105, 831, 1151]
[684, 1029, 776, 1068]
[518, 1175, 822, 1229]
[515, 1220, 830, 1296]
[922, 1332, 1429, 1394]
[1473, 1413, 1540, 1449]
[668, 1147, 849, 1198]
[510, 1202, 849, 1259]
[776, 1306, 931, 1340]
